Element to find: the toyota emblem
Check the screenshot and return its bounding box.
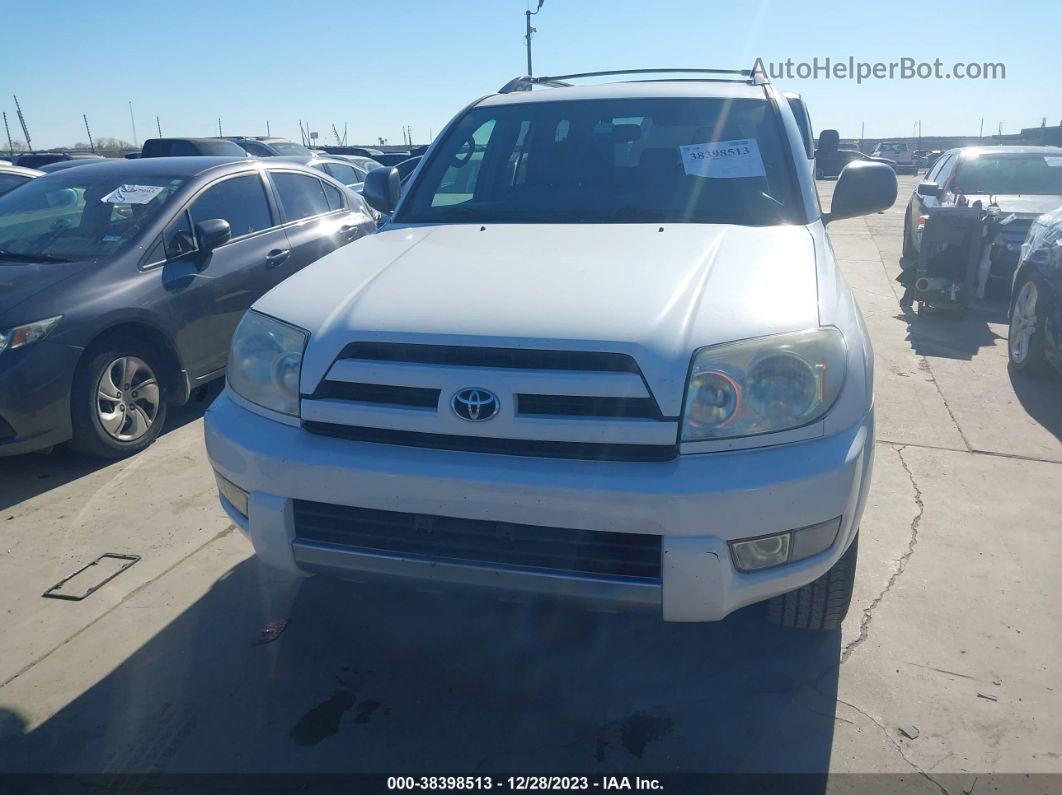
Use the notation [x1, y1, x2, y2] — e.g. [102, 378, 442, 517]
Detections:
[451, 388, 500, 421]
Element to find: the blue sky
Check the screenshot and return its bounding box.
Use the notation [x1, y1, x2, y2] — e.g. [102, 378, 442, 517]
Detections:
[2, 0, 1058, 150]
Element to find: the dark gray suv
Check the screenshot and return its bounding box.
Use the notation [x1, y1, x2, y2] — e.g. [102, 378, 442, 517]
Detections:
[0, 157, 375, 458]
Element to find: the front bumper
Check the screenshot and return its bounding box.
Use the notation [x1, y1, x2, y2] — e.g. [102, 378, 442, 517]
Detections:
[0, 342, 81, 457]
[205, 391, 874, 622]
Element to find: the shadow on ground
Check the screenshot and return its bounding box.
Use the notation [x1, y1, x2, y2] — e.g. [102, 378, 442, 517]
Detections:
[1, 557, 841, 783]
[0, 381, 222, 512]
[1011, 367, 1062, 443]
[895, 300, 1006, 361]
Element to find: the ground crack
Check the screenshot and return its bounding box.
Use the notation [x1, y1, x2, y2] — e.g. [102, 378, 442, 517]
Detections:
[841, 445, 924, 664]
[835, 696, 950, 794]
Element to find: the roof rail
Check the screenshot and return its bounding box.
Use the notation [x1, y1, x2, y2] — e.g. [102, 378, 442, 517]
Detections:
[497, 67, 767, 94]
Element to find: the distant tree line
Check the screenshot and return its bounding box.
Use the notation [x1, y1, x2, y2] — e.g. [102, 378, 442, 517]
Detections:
[4, 137, 137, 157]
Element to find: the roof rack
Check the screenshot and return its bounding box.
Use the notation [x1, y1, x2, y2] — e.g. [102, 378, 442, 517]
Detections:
[498, 67, 767, 94]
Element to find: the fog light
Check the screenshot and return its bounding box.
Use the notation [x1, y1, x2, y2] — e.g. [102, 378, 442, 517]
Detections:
[790, 517, 841, 561]
[730, 533, 791, 572]
[214, 472, 249, 517]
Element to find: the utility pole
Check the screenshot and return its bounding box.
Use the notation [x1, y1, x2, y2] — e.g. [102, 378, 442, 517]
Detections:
[407, 125, 413, 146]
[13, 95, 32, 151]
[218, 118, 223, 137]
[128, 100, 137, 147]
[525, 0, 544, 76]
[332, 123, 342, 146]
[917, 120, 921, 151]
[266, 120, 271, 136]
[298, 120, 306, 146]
[860, 121, 864, 141]
[3, 111, 14, 156]
[156, 116, 162, 137]
[83, 114, 95, 153]
[342, 123, 347, 146]
[979, 118, 984, 142]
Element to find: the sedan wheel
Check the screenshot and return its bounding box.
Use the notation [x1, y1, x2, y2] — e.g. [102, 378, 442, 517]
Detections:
[70, 336, 169, 459]
[96, 356, 161, 441]
[1009, 277, 1049, 374]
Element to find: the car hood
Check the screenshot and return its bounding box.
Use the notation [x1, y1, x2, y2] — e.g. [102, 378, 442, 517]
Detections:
[257, 223, 820, 415]
[0, 258, 93, 321]
[961, 195, 1062, 217]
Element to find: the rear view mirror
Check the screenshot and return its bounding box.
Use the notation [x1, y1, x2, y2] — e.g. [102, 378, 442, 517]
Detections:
[826, 161, 897, 223]
[916, 181, 942, 198]
[363, 167, 401, 215]
[194, 218, 231, 253]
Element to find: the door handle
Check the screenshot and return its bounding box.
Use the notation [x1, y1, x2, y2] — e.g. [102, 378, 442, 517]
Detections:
[339, 224, 358, 239]
[265, 248, 291, 267]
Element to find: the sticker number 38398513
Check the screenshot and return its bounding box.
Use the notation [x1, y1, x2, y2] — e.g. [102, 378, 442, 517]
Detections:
[680, 139, 766, 179]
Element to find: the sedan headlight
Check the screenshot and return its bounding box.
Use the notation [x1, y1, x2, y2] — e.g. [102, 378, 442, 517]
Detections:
[227, 311, 308, 416]
[0, 315, 62, 356]
[682, 328, 847, 441]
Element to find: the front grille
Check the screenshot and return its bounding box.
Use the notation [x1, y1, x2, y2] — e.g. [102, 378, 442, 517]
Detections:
[293, 499, 662, 580]
[312, 381, 440, 408]
[302, 422, 678, 461]
[338, 342, 640, 373]
[516, 394, 663, 420]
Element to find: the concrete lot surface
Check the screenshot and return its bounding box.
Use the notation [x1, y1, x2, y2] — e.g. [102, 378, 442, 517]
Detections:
[1, 175, 1060, 790]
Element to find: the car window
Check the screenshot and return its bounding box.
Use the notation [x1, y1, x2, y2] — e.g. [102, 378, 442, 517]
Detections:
[951, 153, 1062, 195]
[934, 154, 957, 188]
[240, 141, 272, 157]
[925, 154, 950, 183]
[323, 162, 361, 187]
[189, 174, 273, 239]
[164, 212, 196, 259]
[271, 172, 332, 221]
[401, 97, 802, 225]
[168, 141, 198, 156]
[0, 174, 30, 196]
[0, 172, 185, 260]
[270, 142, 314, 157]
[321, 181, 345, 211]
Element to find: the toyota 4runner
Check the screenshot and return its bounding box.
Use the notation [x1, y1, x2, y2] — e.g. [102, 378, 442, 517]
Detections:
[205, 68, 897, 629]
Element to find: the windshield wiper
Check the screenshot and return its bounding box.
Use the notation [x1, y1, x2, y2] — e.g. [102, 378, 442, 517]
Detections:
[0, 250, 72, 263]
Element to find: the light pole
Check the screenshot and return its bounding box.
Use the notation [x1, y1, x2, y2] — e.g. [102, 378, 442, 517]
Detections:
[525, 0, 544, 76]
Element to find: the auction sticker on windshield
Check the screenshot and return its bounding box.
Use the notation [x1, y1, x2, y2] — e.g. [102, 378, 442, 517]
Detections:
[680, 139, 766, 179]
[100, 184, 165, 204]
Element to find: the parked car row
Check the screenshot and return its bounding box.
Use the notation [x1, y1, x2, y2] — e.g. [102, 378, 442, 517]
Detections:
[0, 156, 375, 458]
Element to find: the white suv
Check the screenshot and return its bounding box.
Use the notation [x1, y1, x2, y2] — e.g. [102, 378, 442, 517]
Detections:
[872, 141, 915, 173]
[205, 68, 896, 630]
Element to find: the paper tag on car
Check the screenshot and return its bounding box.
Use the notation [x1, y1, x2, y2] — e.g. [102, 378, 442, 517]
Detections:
[100, 184, 165, 204]
[1045, 157, 1062, 167]
[680, 139, 766, 179]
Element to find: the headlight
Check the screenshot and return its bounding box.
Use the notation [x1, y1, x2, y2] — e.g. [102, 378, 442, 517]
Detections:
[0, 315, 62, 356]
[227, 311, 308, 416]
[682, 328, 846, 441]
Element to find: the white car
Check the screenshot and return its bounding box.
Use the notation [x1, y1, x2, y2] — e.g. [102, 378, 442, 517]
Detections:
[205, 68, 897, 630]
[872, 141, 916, 173]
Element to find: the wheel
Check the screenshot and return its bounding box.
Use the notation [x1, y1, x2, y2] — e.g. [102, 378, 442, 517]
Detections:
[1009, 275, 1050, 375]
[766, 534, 858, 630]
[902, 211, 917, 261]
[70, 336, 169, 459]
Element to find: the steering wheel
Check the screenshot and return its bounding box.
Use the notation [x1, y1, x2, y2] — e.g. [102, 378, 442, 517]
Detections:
[452, 137, 476, 166]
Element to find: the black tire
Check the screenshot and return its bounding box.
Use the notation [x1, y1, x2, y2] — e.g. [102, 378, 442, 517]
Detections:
[902, 211, 917, 262]
[69, 336, 169, 459]
[766, 534, 858, 631]
[1008, 274, 1051, 376]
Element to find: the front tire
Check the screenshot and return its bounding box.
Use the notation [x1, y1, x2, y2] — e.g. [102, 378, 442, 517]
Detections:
[70, 337, 169, 459]
[1009, 275, 1050, 375]
[766, 534, 858, 631]
[902, 210, 917, 262]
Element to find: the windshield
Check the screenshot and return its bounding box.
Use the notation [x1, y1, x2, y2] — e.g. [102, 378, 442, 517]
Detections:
[0, 172, 185, 261]
[399, 97, 801, 225]
[270, 142, 313, 156]
[952, 153, 1062, 195]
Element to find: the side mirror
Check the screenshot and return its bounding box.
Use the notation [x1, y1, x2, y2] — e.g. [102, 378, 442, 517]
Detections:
[363, 167, 401, 214]
[825, 161, 897, 223]
[194, 218, 231, 253]
[817, 128, 840, 154]
[916, 181, 942, 198]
